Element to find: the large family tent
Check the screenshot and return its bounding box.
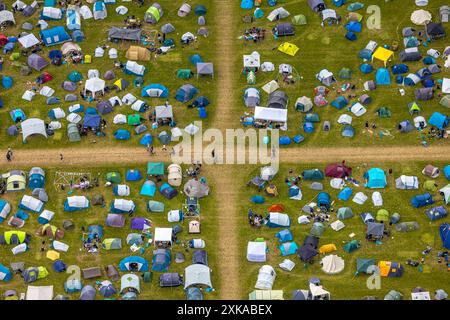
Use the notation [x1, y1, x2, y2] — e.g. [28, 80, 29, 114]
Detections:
[19, 195, 44, 213]
[125, 61, 145, 76]
[395, 175, 419, 189]
[64, 196, 90, 212]
[364, 168, 387, 189]
[108, 27, 141, 42]
[93, 1, 107, 20]
[110, 199, 136, 214]
[255, 265, 276, 290]
[410, 193, 434, 208]
[21, 118, 47, 143]
[247, 241, 266, 262]
[175, 84, 198, 102]
[145, 3, 163, 24]
[39, 26, 71, 46]
[184, 264, 212, 289]
[119, 256, 149, 272]
[141, 84, 169, 98]
[440, 223, 450, 249]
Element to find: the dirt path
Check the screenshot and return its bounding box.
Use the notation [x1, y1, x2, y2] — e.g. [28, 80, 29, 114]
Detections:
[1, 145, 449, 167]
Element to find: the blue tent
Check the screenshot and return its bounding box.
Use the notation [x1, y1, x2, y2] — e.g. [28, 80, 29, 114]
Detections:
[364, 168, 387, 189]
[429, 112, 449, 130]
[345, 32, 357, 41]
[0, 200, 10, 223]
[10, 109, 26, 122]
[251, 195, 265, 204]
[345, 21, 362, 32]
[303, 122, 314, 133]
[444, 165, 450, 180]
[276, 229, 293, 243]
[279, 242, 299, 256]
[139, 134, 153, 146]
[333, 0, 347, 7]
[40, 26, 71, 46]
[28, 172, 45, 189]
[0, 264, 12, 282]
[83, 114, 101, 129]
[190, 54, 203, 65]
[279, 136, 292, 145]
[198, 107, 207, 118]
[341, 125, 355, 137]
[53, 260, 67, 272]
[140, 180, 156, 197]
[395, 75, 404, 84]
[423, 56, 435, 65]
[88, 225, 103, 241]
[410, 193, 434, 208]
[72, 30, 85, 42]
[68, 71, 82, 82]
[426, 206, 447, 221]
[49, 50, 62, 60]
[376, 68, 391, 85]
[338, 187, 353, 201]
[175, 84, 198, 103]
[119, 256, 149, 272]
[331, 96, 348, 109]
[114, 129, 131, 140]
[440, 223, 450, 249]
[160, 183, 177, 199]
[317, 192, 331, 209]
[2, 76, 13, 89]
[391, 64, 409, 74]
[152, 249, 171, 272]
[141, 84, 169, 98]
[360, 63, 373, 74]
[193, 96, 210, 108]
[126, 169, 142, 181]
[241, 0, 253, 9]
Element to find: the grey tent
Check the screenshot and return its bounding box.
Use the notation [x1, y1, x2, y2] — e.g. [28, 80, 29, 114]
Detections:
[440, 6, 450, 23]
[366, 222, 384, 240]
[267, 91, 288, 109]
[22, 22, 33, 30]
[398, 120, 415, 133]
[364, 80, 376, 91]
[399, 48, 422, 62]
[135, 124, 147, 135]
[20, 66, 32, 76]
[192, 250, 208, 265]
[426, 22, 445, 40]
[339, 68, 352, 79]
[82, 267, 102, 279]
[27, 54, 48, 71]
[244, 87, 260, 107]
[183, 179, 209, 198]
[104, 70, 116, 80]
[310, 182, 323, 190]
[32, 188, 48, 202]
[198, 16, 206, 26]
[97, 100, 113, 115]
[158, 131, 171, 145]
[175, 252, 186, 263]
[108, 27, 141, 42]
[65, 94, 78, 102]
[197, 62, 214, 78]
[427, 64, 441, 74]
[62, 81, 77, 92]
[435, 289, 448, 300]
[67, 123, 81, 142]
[308, 0, 326, 12]
[106, 265, 120, 282]
[198, 27, 209, 36]
[79, 285, 96, 300]
[402, 27, 415, 37]
[161, 23, 175, 34]
[23, 2, 38, 17]
[62, 220, 75, 230]
[7, 125, 19, 136]
[359, 94, 372, 105]
[273, 23, 295, 36]
[92, 194, 105, 206]
[385, 290, 402, 300]
[414, 87, 433, 101]
[105, 214, 126, 228]
[395, 221, 419, 232]
[159, 273, 183, 287]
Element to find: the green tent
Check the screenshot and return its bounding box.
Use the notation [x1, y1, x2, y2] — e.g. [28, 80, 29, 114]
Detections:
[310, 222, 325, 237]
[337, 207, 353, 220]
[291, 14, 307, 25]
[408, 102, 421, 115]
[343, 240, 360, 253]
[127, 114, 141, 126]
[338, 68, 352, 79]
[376, 209, 389, 222]
[147, 200, 164, 212]
[384, 290, 402, 300]
[302, 169, 324, 180]
[356, 258, 375, 274]
[377, 107, 391, 118]
[102, 238, 122, 250]
[67, 124, 81, 142]
[439, 95, 450, 108]
[423, 180, 437, 192]
[304, 113, 320, 123]
[177, 69, 192, 79]
[106, 172, 121, 184]
[147, 162, 165, 175]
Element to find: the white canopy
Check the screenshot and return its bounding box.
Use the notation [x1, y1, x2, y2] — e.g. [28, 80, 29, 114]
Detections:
[26, 286, 54, 300]
[184, 264, 212, 289]
[84, 77, 105, 95]
[154, 227, 172, 246]
[247, 241, 267, 262]
[321, 255, 345, 274]
[18, 33, 40, 49]
[254, 106, 287, 123]
[21, 118, 47, 143]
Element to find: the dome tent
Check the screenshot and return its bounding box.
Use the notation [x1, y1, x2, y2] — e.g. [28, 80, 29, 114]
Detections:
[144, 3, 163, 24]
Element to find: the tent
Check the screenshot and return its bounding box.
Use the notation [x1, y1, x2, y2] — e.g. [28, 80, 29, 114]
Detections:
[378, 261, 404, 277]
[255, 265, 276, 290]
[316, 69, 336, 86]
[321, 255, 345, 274]
[267, 7, 290, 22]
[247, 241, 267, 262]
[126, 46, 150, 61]
[144, 3, 163, 24]
[105, 214, 125, 228]
[93, 1, 107, 20]
[254, 107, 287, 125]
[152, 249, 171, 272]
[121, 274, 140, 294]
[396, 221, 419, 232]
[0, 200, 11, 223]
[197, 62, 214, 79]
[18, 33, 40, 49]
[337, 207, 353, 220]
[266, 212, 290, 228]
[440, 184, 450, 204]
[364, 168, 387, 189]
[273, 23, 295, 37]
[267, 91, 288, 109]
[28, 167, 45, 189]
[110, 199, 135, 214]
[366, 222, 384, 240]
[292, 14, 307, 25]
[278, 42, 299, 56]
[410, 193, 434, 208]
[67, 124, 81, 142]
[108, 27, 141, 42]
[64, 196, 90, 212]
[39, 26, 71, 46]
[395, 175, 419, 190]
[428, 112, 449, 130]
[184, 264, 212, 289]
[0, 264, 12, 282]
[119, 256, 149, 272]
[175, 84, 198, 102]
[356, 258, 375, 275]
[372, 47, 394, 66]
[124, 61, 145, 76]
[426, 22, 446, 40]
[26, 286, 53, 300]
[85, 77, 105, 96]
[440, 223, 450, 249]
[249, 290, 284, 300]
[183, 179, 209, 198]
[375, 68, 390, 85]
[27, 54, 49, 71]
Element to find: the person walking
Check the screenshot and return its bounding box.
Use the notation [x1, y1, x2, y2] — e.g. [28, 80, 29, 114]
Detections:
[60, 153, 64, 161]
[6, 147, 12, 162]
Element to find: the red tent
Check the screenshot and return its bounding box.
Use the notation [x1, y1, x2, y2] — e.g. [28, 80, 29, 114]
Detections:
[0, 34, 8, 47]
[37, 72, 53, 84]
[325, 163, 352, 178]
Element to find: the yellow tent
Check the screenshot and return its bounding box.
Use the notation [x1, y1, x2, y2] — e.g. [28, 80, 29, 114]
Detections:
[372, 47, 394, 66]
[278, 42, 299, 56]
[46, 250, 60, 261]
[125, 46, 151, 61]
[319, 243, 337, 254]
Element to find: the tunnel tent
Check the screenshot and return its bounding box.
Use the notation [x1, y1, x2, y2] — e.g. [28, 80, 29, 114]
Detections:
[178, 3, 192, 17]
[125, 46, 150, 61]
[184, 264, 212, 289]
[21, 118, 47, 143]
[144, 3, 163, 24]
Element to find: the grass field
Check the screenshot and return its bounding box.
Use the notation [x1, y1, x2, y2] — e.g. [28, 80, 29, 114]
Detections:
[233, 0, 450, 147]
[0, 1, 218, 149]
[237, 161, 450, 299]
[0, 163, 219, 299]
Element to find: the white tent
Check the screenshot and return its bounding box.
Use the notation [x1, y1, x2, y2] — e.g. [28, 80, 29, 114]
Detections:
[440, 184, 450, 204]
[262, 80, 279, 94]
[52, 240, 69, 252]
[261, 62, 275, 72]
[350, 103, 367, 117]
[267, 7, 290, 22]
[112, 199, 135, 212]
[184, 264, 212, 289]
[414, 116, 427, 129]
[66, 113, 82, 124]
[66, 196, 89, 209]
[243, 51, 260, 68]
[330, 220, 345, 231]
[113, 114, 126, 124]
[168, 164, 183, 187]
[309, 283, 330, 300]
[84, 77, 105, 96]
[39, 210, 55, 223]
[42, 7, 62, 20]
[254, 107, 287, 124]
[395, 175, 419, 189]
[21, 118, 47, 143]
[261, 166, 278, 181]
[48, 121, 61, 131]
[122, 93, 137, 105]
[247, 241, 267, 262]
[255, 265, 276, 290]
[120, 274, 140, 293]
[184, 123, 200, 136]
[330, 178, 345, 189]
[11, 243, 27, 255]
[372, 191, 383, 206]
[267, 212, 290, 227]
[155, 105, 173, 120]
[337, 114, 352, 125]
[22, 90, 36, 101]
[80, 5, 93, 19]
[411, 9, 432, 25]
[115, 185, 130, 196]
[321, 255, 345, 274]
[279, 259, 295, 271]
[298, 215, 310, 224]
[125, 61, 145, 76]
[412, 291, 431, 300]
[26, 286, 54, 300]
[154, 227, 172, 247]
[0, 10, 15, 25]
[352, 192, 368, 205]
[18, 33, 40, 49]
[442, 78, 450, 93]
[39, 86, 55, 97]
[249, 290, 284, 300]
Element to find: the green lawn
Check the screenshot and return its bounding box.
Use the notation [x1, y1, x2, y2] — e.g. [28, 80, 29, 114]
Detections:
[234, 0, 450, 147]
[0, 163, 219, 300]
[237, 161, 450, 299]
[0, 1, 217, 149]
